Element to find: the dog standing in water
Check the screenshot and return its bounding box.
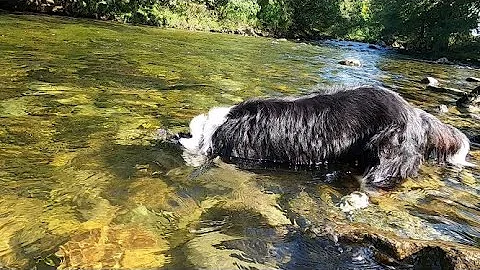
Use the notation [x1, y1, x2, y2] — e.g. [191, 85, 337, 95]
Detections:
[178, 86, 473, 202]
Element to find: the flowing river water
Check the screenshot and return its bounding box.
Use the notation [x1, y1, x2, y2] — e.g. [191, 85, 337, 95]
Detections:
[0, 13, 479, 269]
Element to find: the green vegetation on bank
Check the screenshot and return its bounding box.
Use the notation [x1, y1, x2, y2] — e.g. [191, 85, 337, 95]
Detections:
[2, 0, 480, 60]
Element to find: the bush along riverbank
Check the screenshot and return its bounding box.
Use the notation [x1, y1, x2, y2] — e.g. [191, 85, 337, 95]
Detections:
[2, 0, 479, 64]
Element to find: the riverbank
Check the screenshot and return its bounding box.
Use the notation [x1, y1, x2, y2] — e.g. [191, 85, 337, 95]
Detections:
[0, 1, 273, 36]
[2, 1, 479, 67]
[394, 43, 480, 67]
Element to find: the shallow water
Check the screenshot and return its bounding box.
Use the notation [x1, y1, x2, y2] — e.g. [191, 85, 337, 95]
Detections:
[0, 13, 479, 269]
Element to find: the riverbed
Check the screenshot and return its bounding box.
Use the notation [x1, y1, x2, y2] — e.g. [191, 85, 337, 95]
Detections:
[0, 13, 479, 269]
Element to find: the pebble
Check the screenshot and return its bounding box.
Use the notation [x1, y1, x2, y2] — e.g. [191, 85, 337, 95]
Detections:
[438, 104, 449, 113]
[338, 191, 369, 212]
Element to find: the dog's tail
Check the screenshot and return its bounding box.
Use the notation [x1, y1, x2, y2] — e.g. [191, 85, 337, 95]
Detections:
[417, 109, 474, 167]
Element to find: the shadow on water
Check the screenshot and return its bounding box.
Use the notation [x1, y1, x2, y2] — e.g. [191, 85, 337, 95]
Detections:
[100, 142, 185, 206]
[280, 233, 384, 270]
[163, 163, 422, 269]
[102, 142, 185, 179]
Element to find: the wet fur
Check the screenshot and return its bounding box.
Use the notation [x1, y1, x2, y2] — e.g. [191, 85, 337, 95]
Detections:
[183, 86, 471, 189]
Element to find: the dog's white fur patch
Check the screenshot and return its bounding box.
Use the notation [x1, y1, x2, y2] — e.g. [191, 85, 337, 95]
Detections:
[179, 113, 207, 153]
[179, 106, 232, 155]
[200, 107, 232, 154]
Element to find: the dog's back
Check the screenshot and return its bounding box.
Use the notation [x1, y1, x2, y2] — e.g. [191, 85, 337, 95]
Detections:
[211, 87, 410, 165]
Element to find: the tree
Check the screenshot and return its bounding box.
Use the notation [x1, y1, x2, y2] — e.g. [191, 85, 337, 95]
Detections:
[372, 0, 480, 52]
[287, 0, 342, 37]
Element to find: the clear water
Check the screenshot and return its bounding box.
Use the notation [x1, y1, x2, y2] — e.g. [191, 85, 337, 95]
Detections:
[0, 13, 479, 269]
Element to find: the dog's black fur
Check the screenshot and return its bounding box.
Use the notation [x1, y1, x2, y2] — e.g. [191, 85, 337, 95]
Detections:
[206, 86, 468, 189]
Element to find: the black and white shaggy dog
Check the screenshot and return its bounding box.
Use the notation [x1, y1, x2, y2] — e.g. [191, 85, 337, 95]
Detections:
[179, 86, 473, 189]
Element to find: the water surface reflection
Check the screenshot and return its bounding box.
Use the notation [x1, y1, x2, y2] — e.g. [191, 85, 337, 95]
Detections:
[0, 13, 479, 269]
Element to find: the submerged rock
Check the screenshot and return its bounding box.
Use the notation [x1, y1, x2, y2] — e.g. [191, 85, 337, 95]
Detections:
[185, 231, 278, 269]
[438, 104, 449, 113]
[338, 191, 369, 212]
[421, 76, 466, 95]
[426, 84, 465, 95]
[287, 185, 480, 270]
[56, 226, 169, 269]
[335, 225, 480, 269]
[456, 86, 480, 112]
[466, 77, 480, 82]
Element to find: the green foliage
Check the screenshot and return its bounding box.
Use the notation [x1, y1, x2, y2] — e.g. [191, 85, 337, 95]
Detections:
[4, 0, 480, 59]
[287, 0, 342, 37]
[372, 0, 480, 52]
[147, 1, 220, 30]
[257, 0, 292, 34]
[334, 0, 380, 41]
[218, 0, 260, 27]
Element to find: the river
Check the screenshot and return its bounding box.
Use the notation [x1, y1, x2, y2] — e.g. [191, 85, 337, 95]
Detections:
[0, 13, 479, 269]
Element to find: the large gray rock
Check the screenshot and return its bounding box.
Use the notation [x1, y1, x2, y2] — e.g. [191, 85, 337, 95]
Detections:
[456, 86, 480, 112]
[420, 76, 439, 87]
[338, 58, 361, 67]
[426, 85, 465, 95]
